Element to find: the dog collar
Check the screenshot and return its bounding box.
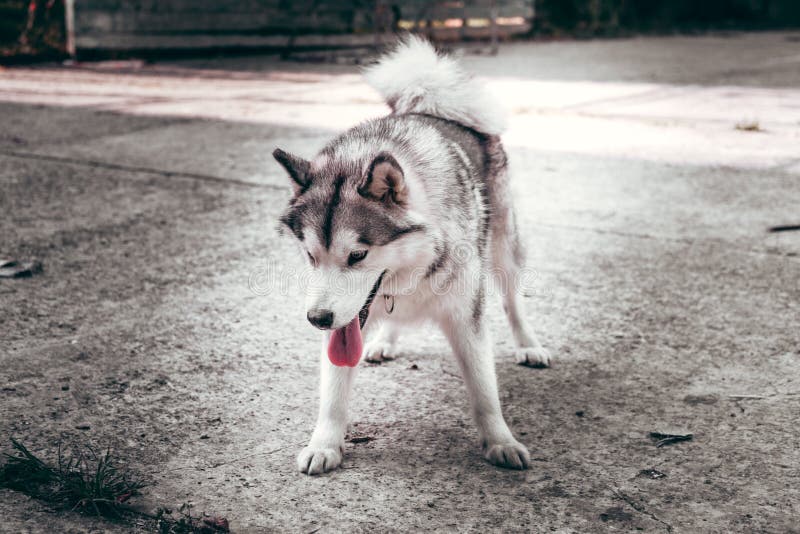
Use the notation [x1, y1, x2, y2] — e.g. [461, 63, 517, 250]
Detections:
[383, 294, 395, 314]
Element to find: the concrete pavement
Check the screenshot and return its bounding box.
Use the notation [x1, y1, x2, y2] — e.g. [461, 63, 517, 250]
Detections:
[1, 32, 799, 532]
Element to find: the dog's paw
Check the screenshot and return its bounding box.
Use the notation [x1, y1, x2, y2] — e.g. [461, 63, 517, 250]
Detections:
[363, 339, 399, 363]
[483, 440, 531, 470]
[297, 445, 342, 475]
[514, 346, 551, 368]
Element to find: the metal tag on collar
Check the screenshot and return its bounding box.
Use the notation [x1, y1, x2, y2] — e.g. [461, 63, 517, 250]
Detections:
[384, 294, 395, 314]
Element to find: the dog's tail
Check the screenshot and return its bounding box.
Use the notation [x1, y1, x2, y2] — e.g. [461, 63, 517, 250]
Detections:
[363, 35, 507, 135]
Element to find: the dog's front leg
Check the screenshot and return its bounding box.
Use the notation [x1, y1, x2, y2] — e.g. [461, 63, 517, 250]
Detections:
[297, 332, 355, 475]
[440, 311, 531, 470]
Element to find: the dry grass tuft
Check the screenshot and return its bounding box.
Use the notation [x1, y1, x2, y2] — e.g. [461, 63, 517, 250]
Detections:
[734, 121, 763, 132]
[0, 439, 229, 532]
[0, 438, 145, 517]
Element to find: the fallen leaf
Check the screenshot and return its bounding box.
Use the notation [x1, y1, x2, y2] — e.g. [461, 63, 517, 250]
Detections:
[0, 259, 43, 278]
[650, 430, 693, 447]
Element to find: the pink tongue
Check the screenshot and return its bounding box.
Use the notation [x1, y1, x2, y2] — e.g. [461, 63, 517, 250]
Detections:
[327, 316, 363, 367]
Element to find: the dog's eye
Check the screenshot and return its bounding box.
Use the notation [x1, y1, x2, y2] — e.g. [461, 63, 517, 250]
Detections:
[347, 250, 368, 266]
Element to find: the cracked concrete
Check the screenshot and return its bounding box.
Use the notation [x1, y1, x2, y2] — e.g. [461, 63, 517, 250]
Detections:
[611, 488, 674, 533]
[1, 32, 799, 532]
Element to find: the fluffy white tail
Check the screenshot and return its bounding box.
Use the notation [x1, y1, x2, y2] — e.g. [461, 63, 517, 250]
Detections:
[363, 35, 507, 135]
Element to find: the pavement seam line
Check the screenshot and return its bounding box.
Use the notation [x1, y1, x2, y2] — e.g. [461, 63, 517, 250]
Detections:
[0, 149, 284, 191]
[531, 222, 800, 259]
[612, 488, 673, 533]
[0, 106, 196, 146]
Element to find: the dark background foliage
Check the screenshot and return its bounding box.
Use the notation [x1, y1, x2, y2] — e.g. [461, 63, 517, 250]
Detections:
[1, 0, 65, 58]
[535, 0, 800, 35]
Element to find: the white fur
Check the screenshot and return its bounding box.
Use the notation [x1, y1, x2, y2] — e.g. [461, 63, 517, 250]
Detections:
[297, 333, 353, 474]
[293, 37, 551, 477]
[299, 252, 541, 474]
[363, 322, 400, 362]
[363, 35, 508, 135]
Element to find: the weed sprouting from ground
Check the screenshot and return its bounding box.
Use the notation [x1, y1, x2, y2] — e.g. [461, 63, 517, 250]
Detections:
[0, 438, 145, 517]
[0, 439, 230, 532]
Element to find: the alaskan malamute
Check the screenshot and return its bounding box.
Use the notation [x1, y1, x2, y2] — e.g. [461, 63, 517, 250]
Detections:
[273, 36, 551, 475]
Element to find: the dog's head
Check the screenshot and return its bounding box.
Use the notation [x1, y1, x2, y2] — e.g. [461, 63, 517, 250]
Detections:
[273, 147, 430, 333]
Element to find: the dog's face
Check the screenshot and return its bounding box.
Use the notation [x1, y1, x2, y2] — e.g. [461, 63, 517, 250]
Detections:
[274, 148, 427, 331]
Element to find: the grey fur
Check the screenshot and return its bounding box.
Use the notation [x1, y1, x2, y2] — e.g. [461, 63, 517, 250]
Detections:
[272, 148, 310, 192]
[278, 112, 502, 255]
[279, 156, 424, 250]
[425, 241, 449, 279]
[472, 283, 485, 331]
[277, 110, 516, 308]
[278, 37, 551, 476]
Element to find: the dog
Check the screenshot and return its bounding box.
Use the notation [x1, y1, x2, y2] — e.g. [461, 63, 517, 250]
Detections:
[272, 36, 551, 475]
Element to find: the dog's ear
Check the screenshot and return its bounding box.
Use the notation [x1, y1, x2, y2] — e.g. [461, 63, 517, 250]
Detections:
[359, 152, 407, 205]
[273, 148, 310, 194]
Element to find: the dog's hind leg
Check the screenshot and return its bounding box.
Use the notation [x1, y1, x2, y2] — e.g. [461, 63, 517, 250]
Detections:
[297, 332, 356, 475]
[439, 294, 530, 470]
[487, 143, 551, 367]
[363, 322, 401, 363]
[493, 216, 552, 367]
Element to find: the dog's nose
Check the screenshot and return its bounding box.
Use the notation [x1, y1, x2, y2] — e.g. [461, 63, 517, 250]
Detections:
[307, 309, 334, 329]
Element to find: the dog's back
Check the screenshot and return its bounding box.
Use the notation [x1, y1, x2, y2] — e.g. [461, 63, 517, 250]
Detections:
[276, 36, 551, 476]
